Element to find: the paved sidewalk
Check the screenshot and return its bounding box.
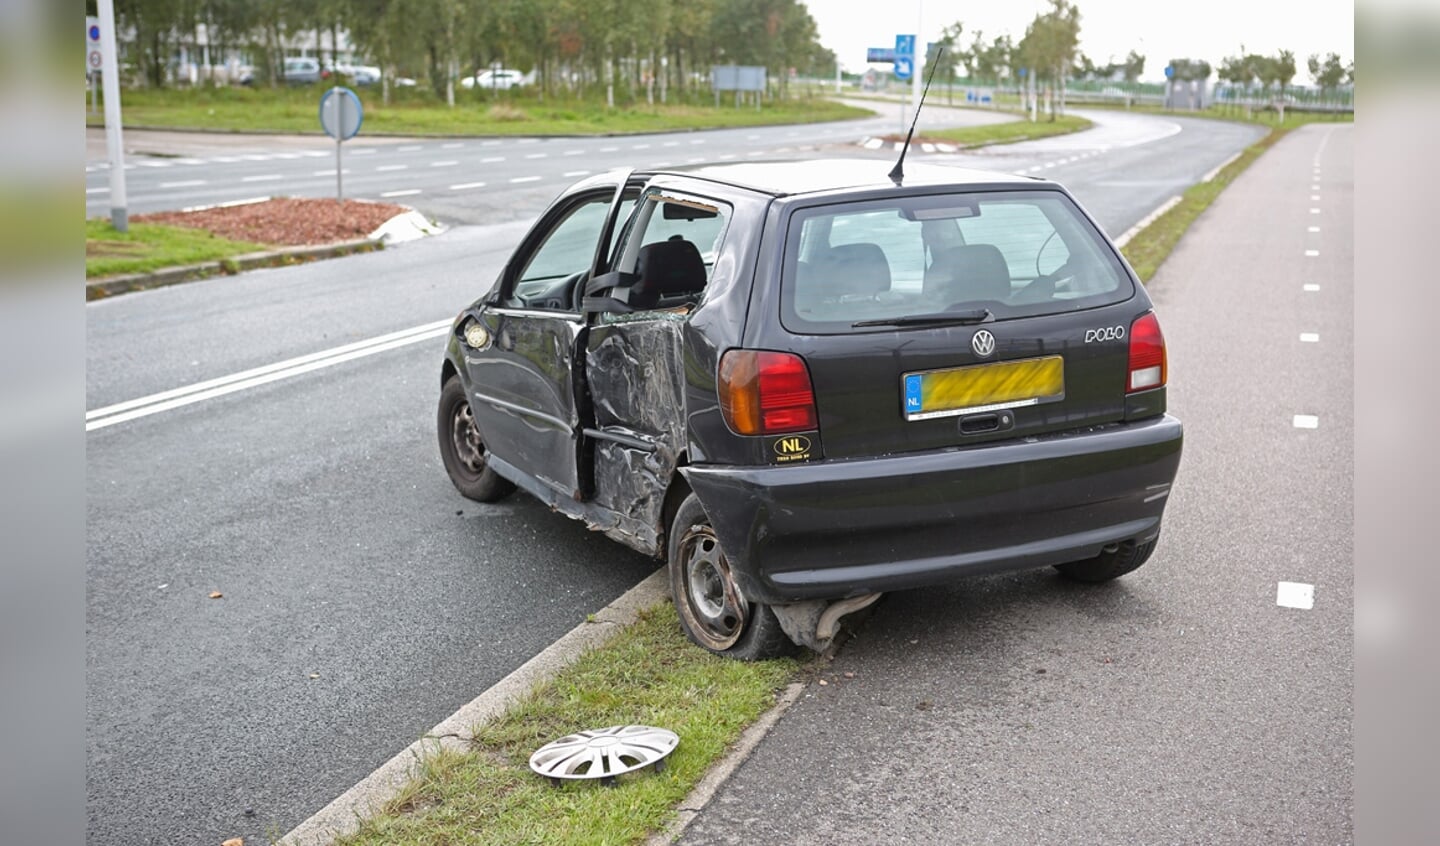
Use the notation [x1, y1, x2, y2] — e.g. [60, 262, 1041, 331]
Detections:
[675, 123, 1355, 845]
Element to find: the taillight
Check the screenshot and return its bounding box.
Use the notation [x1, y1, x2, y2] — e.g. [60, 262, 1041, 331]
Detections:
[718, 350, 817, 435]
[1127, 312, 1167, 393]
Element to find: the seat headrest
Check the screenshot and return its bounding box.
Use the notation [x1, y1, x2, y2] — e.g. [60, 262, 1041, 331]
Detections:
[925, 243, 1011, 303]
[822, 242, 891, 297]
[631, 238, 706, 308]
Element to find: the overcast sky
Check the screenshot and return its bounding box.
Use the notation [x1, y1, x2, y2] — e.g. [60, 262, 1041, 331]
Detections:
[808, 0, 1354, 84]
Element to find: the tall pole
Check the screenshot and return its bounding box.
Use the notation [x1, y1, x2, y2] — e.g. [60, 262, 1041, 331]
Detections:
[911, 0, 923, 129]
[97, 0, 128, 232]
[332, 89, 344, 202]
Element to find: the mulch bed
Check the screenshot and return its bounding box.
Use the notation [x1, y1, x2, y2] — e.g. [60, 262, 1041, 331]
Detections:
[134, 197, 408, 246]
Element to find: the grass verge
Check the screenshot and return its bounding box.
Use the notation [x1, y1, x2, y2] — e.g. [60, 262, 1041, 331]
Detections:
[1119, 110, 1348, 282]
[86, 218, 269, 279]
[922, 113, 1092, 148]
[87, 87, 872, 136]
[337, 603, 799, 846]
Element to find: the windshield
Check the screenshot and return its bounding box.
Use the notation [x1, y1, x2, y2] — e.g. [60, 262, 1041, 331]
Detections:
[780, 190, 1134, 333]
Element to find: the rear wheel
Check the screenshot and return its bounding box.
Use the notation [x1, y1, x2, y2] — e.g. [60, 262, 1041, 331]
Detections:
[668, 494, 794, 661]
[438, 376, 515, 503]
[1054, 539, 1155, 583]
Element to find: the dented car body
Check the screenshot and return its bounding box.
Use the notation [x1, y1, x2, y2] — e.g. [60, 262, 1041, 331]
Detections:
[439, 159, 1182, 659]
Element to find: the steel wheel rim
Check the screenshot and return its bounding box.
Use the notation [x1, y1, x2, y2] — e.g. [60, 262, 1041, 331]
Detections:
[680, 526, 747, 650]
[451, 402, 486, 476]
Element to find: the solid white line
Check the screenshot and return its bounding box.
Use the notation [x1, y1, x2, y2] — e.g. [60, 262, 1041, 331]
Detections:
[1114, 195, 1184, 249]
[380, 188, 422, 197]
[430, 161, 459, 167]
[1300, 333, 1320, 343]
[1277, 582, 1315, 610]
[375, 164, 408, 172]
[160, 179, 207, 188]
[1293, 414, 1320, 429]
[242, 174, 283, 182]
[86, 321, 452, 430]
[449, 181, 487, 190]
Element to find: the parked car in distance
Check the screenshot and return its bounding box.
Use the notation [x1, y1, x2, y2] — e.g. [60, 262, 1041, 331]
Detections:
[333, 62, 381, 86]
[437, 159, 1183, 660]
[461, 68, 528, 90]
[282, 57, 322, 84]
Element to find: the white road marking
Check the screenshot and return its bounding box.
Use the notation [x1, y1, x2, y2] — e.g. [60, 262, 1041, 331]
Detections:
[182, 196, 269, 213]
[935, 143, 957, 153]
[862, 138, 883, 150]
[481, 140, 501, 146]
[1027, 166, 1043, 173]
[441, 142, 464, 149]
[1300, 333, 1320, 343]
[242, 174, 283, 182]
[380, 189, 422, 197]
[138, 160, 171, 168]
[430, 160, 459, 167]
[1043, 161, 1057, 168]
[719, 153, 737, 160]
[893, 142, 904, 151]
[175, 157, 207, 165]
[1277, 582, 1315, 610]
[563, 170, 590, 177]
[313, 169, 350, 176]
[690, 139, 705, 145]
[920, 143, 936, 153]
[1310, 208, 1321, 214]
[686, 157, 705, 163]
[272, 153, 301, 160]
[1310, 194, 1321, 201]
[86, 187, 109, 194]
[524, 153, 548, 159]
[376, 164, 408, 171]
[302, 151, 329, 158]
[1114, 195, 1184, 248]
[1305, 250, 1320, 257]
[349, 148, 376, 155]
[1293, 415, 1320, 429]
[449, 181, 487, 190]
[481, 156, 505, 163]
[160, 179, 208, 188]
[563, 150, 585, 156]
[241, 154, 271, 161]
[398, 145, 423, 152]
[1200, 151, 1241, 182]
[1311, 184, 1320, 190]
[663, 141, 680, 147]
[1304, 284, 1321, 292]
[1308, 226, 1320, 233]
[747, 150, 766, 156]
[510, 175, 541, 183]
[632, 144, 651, 150]
[85, 320, 453, 432]
[600, 146, 619, 153]
[746, 135, 760, 140]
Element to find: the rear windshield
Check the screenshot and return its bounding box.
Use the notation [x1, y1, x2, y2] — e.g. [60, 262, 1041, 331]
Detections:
[780, 190, 1134, 333]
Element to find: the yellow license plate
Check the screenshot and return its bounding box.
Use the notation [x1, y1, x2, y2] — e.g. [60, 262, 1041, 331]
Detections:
[902, 356, 1065, 421]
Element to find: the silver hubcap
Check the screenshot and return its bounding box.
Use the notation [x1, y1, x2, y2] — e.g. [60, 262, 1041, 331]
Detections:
[451, 402, 486, 475]
[681, 528, 748, 650]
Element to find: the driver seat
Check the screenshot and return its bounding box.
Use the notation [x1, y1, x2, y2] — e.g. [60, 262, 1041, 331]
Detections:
[925, 244, 1011, 305]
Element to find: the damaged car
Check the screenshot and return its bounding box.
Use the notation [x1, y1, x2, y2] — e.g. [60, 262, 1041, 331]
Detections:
[438, 159, 1182, 659]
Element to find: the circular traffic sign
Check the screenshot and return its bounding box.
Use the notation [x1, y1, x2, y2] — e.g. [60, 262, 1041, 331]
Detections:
[318, 87, 363, 141]
[89, 50, 103, 69]
[90, 24, 101, 41]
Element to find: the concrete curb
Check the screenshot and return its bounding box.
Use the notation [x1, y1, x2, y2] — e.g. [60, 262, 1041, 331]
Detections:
[277, 569, 671, 846]
[645, 681, 807, 845]
[85, 238, 382, 300]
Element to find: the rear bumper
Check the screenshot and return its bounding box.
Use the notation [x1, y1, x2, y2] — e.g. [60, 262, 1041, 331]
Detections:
[682, 414, 1183, 605]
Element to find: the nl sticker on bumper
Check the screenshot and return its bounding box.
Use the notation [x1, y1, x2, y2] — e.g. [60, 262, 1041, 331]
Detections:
[903, 356, 1065, 421]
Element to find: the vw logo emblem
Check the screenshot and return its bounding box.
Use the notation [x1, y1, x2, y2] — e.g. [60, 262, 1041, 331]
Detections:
[971, 329, 996, 358]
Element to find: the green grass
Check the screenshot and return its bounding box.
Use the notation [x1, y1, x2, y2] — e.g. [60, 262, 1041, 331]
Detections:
[86, 218, 268, 279]
[924, 113, 1092, 148]
[1079, 101, 1354, 131]
[1118, 109, 1349, 282]
[87, 86, 873, 136]
[338, 603, 799, 846]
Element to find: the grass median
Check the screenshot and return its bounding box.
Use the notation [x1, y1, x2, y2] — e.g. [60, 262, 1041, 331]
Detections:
[1119, 110, 1349, 282]
[86, 218, 268, 279]
[336, 603, 801, 846]
[87, 86, 872, 136]
[922, 113, 1092, 148]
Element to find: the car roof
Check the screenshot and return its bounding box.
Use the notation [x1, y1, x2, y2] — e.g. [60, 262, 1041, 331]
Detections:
[655, 158, 1046, 198]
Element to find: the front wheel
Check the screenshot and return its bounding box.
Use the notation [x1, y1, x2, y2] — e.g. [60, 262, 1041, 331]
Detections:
[437, 375, 515, 503]
[668, 494, 794, 661]
[1054, 539, 1155, 583]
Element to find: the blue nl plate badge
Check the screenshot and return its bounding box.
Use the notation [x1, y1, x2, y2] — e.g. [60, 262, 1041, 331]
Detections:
[904, 374, 923, 414]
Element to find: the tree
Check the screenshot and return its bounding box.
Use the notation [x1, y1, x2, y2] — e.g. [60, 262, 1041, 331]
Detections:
[932, 21, 965, 103]
[1016, 0, 1081, 120]
[1122, 49, 1145, 82]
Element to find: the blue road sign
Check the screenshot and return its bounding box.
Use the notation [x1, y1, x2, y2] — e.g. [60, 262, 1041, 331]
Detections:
[867, 47, 896, 63]
[1164, 65, 1174, 79]
[319, 87, 363, 140]
[894, 57, 913, 80]
[894, 34, 915, 80]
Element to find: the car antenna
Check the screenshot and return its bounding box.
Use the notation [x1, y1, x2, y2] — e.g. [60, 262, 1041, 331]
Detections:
[888, 46, 943, 185]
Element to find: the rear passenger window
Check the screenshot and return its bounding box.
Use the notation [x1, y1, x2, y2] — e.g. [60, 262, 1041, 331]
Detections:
[782, 191, 1134, 333]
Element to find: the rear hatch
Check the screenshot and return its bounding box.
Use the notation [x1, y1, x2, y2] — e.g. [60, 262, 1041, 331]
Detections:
[772, 188, 1149, 460]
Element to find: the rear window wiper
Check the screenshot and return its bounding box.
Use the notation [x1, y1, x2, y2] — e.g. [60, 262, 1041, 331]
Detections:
[852, 308, 992, 329]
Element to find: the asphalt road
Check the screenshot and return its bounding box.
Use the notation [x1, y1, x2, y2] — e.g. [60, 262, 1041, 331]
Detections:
[86, 108, 1268, 845]
[679, 123, 1354, 844]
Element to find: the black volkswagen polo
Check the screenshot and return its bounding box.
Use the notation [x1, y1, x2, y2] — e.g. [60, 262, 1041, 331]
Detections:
[438, 159, 1182, 660]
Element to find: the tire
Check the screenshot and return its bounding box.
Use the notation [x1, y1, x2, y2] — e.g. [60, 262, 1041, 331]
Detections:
[437, 375, 515, 503]
[668, 494, 794, 661]
[1054, 539, 1156, 583]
